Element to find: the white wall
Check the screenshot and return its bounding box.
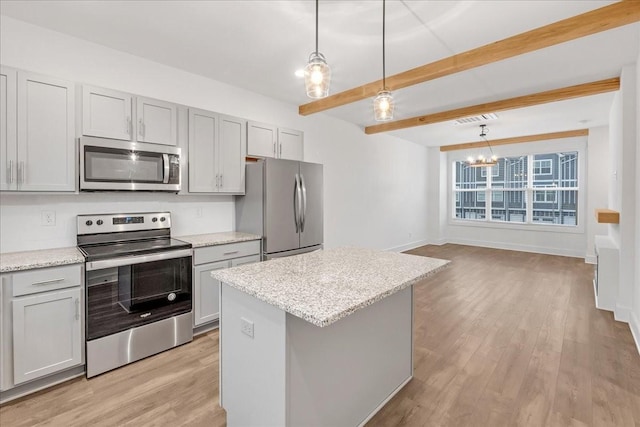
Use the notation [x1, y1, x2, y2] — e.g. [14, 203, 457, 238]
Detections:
[439, 136, 589, 258]
[0, 17, 430, 253]
[585, 126, 610, 263]
[609, 64, 637, 323]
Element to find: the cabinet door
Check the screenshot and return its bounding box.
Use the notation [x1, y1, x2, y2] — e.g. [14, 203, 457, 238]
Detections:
[12, 287, 82, 385]
[218, 115, 246, 194]
[247, 121, 277, 158]
[17, 71, 75, 192]
[230, 255, 261, 267]
[278, 128, 304, 161]
[82, 85, 132, 141]
[188, 108, 218, 193]
[1, 66, 17, 191]
[193, 260, 229, 326]
[136, 96, 177, 146]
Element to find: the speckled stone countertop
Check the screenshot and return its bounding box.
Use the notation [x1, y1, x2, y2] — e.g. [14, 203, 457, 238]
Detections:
[175, 231, 261, 248]
[0, 247, 85, 273]
[212, 247, 450, 327]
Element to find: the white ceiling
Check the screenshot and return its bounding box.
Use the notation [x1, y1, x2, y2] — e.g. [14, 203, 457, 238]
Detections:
[1, 0, 638, 147]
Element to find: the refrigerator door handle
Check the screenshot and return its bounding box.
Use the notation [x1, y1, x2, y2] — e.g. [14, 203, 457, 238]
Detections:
[300, 173, 307, 232]
[293, 173, 300, 233]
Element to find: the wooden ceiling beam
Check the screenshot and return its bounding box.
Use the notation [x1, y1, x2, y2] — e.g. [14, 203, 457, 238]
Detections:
[439, 129, 589, 152]
[298, 1, 639, 116]
[364, 77, 619, 134]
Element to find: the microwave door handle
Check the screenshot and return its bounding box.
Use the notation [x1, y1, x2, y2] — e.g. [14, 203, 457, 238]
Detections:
[162, 154, 170, 184]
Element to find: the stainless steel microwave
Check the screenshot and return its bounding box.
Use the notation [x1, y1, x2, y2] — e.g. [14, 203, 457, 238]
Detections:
[80, 137, 181, 192]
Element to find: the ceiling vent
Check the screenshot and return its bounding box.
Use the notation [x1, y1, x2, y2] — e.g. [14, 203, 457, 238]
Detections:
[454, 113, 499, 125]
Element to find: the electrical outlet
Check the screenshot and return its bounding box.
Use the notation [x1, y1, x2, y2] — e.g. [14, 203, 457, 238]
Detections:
[240, 317, 254, 338]
[41, 210, 56, 226]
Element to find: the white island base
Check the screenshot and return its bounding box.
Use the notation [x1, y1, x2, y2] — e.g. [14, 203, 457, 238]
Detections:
[220, 283, 413, 427]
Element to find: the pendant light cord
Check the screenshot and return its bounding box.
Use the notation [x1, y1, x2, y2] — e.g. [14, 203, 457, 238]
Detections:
[315, 0, 319, 54]
[382, 0, 386, 90]
[480, 125, 495, 157]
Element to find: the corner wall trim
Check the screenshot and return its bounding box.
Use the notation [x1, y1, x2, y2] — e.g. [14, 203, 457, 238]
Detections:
[614, 304, 632, 323]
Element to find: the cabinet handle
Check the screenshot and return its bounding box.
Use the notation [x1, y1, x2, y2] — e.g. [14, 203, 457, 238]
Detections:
[7, 160, 13, 184]
[215, 174, 219, 189]
[223, 250, 239, 256]
[279, 143, 282, 158]
[75, 298, 80, 321]
[138, 119, 144, 137]
[220, 174, 223, 188]
[32, 277, 65, 286]
[273, 142, 276, 157]
[127, 117, 132, 137]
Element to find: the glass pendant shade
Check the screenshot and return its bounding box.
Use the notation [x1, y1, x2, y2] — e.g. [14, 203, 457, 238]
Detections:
[373, 90, 394, 121]
[305, 52, 331, 99]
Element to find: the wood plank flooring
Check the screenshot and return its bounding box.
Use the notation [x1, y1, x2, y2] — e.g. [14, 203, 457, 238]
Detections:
[1, 244, 639, 426]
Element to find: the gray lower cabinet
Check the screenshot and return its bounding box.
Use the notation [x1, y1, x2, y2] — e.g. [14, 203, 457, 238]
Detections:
[192, 241, 260, 327]
[1, 264, 83, 392]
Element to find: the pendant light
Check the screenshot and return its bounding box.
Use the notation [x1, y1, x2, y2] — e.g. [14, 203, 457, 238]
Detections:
[467, 124, 498, 167]
[304, 0, 331, 99]
[374, 0, 394, 121]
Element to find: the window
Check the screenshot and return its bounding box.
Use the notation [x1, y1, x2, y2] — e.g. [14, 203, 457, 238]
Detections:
[453, 151, 578, 226]
[480, 164, 499, 178]
[534, 159, 552, 175]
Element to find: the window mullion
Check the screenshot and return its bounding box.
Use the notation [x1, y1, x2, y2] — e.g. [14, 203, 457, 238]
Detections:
[526, 154, 533, 224]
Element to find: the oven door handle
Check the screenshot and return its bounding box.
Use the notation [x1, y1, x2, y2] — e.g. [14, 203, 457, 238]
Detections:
[86, 249, 192, 271]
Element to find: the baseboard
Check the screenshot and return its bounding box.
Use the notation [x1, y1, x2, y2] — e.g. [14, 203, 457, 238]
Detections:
[427, 238, 447, 246]
[584, 254, 597, 264]
[614, 304, 632, 323]
[630, 311, 640, 356]
[386, 239, 430, 253]
[445, 237, 584, 258]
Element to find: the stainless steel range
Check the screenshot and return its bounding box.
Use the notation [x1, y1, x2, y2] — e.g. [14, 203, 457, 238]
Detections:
[77, 212, 193, 378]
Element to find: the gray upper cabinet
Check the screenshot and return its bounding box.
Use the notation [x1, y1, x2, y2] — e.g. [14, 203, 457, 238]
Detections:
[135, 96, 178, 145]
[247, 121, 303, 161]
[1, 67, 75, 192]
[82, 85, 177, 146]
[0, 66, 17, 192]
[188, 108, 246, 194]
[82, 85, 132, 141]
[278, 128, 304, 161]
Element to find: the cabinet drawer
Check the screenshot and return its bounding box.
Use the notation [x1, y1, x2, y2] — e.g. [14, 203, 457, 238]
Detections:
[194, 240, 260, 265]
[12, 264, 82, 297]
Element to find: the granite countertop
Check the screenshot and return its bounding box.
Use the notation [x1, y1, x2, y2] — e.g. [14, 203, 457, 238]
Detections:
[212, 247, 450, 327]
[176, 231, 261, 248]
[0, 247, 85, 273]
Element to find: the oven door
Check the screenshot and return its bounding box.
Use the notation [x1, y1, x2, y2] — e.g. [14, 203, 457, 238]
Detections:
[80, 137, 181, 192]
[86, 250, 192, 341]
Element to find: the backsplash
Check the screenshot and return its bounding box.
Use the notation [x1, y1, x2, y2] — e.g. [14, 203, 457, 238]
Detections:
[0, 193, 234, 253]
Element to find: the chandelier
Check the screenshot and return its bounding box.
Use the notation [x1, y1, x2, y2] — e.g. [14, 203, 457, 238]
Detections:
[467, 124, 498, 167]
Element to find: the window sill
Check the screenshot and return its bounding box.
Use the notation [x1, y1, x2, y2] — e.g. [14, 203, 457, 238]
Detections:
[448, 218, 584, 234]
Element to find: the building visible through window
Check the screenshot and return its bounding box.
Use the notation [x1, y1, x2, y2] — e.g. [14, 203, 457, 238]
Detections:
[453, 152, 578, 226]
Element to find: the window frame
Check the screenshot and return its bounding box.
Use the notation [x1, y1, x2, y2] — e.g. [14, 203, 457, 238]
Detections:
[450, 142, 584, 234]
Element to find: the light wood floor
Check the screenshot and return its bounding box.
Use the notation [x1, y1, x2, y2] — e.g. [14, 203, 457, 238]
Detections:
[1, 244, 639, 426]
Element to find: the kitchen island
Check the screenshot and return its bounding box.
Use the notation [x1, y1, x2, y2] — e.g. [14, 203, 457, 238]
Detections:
[212, 247, 449, 427]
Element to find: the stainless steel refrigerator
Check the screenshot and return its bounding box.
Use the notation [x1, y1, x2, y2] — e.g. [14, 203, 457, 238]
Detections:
[236, 158, 323, 260]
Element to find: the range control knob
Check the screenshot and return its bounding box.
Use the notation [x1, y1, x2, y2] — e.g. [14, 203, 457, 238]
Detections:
[96, 220, 104, 226]
[167, 292, 176, 302]
[85, 220, 93, 226]
[152, 217, 158, 222]
[160, 216, 166, 222]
